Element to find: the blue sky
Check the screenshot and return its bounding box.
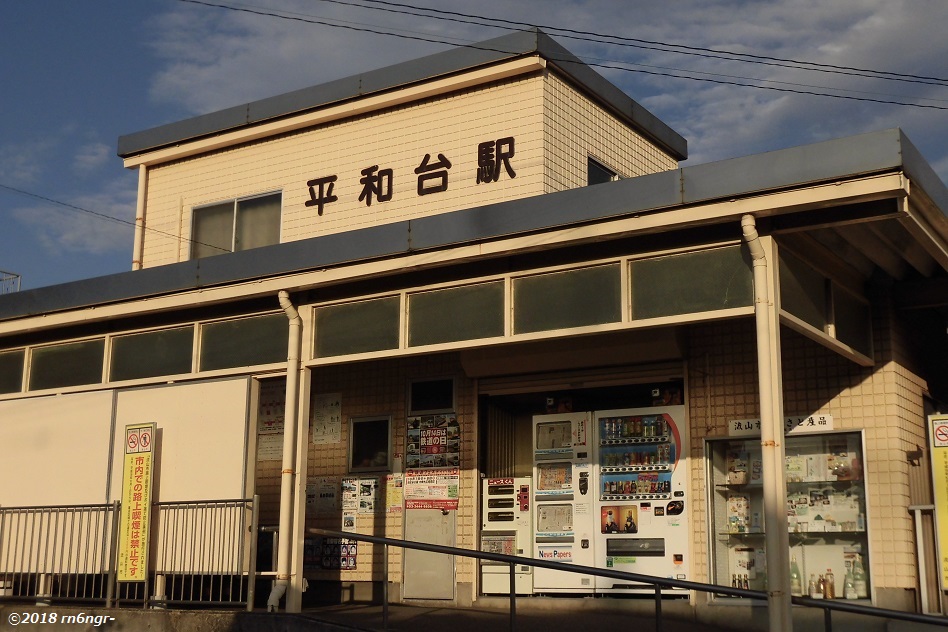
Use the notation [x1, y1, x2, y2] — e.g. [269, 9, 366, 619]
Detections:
[2, 0, 947, 290]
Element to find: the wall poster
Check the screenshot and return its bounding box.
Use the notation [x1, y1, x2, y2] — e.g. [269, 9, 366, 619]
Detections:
[312, 392, 342, 444]
[404, 467, 459, 510]
[406, 413, 459, 469]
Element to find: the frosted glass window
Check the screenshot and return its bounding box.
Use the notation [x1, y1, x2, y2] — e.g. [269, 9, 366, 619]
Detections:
[110, 327, 194, 381]
[191, 192, 281, 259]
[29, 339, 105, 391]
[315, 297, 400, 358]
[833, 287, 872, 357]
[408, 282, 504, 347]
[513, 264, 621, 334]
[0, 349, 24, 394]
[780, 251, 828, 331]
[630, 246, 752, 319]
[200, 313, 288, 371]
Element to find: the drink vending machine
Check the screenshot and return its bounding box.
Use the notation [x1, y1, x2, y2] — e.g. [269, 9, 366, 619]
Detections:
[594, 406, 690, 593]
[480, 477, 533, 594]
[531, 412, 596, 593]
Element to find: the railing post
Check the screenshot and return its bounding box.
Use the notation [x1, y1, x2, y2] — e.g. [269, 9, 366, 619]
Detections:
[247, 496, 260, 612]
[382, 542, 389, 632]
[509, 561, 517, 632]
[654, 582, 663, 632]
[824, 606, 832, 632]
[106, 501, 120, 608]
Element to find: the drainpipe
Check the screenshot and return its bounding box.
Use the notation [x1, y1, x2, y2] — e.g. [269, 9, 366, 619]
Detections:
[268, 290, 302, 611]
[741, 215, 792, 632]
[132, 165, 148, 270]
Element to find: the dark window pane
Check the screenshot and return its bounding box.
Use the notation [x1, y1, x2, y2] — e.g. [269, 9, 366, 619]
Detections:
[780, 251, 828, 331]
[409, 282, 504, 347]
[514, 264, 621, 334]
[200, 314, 288, 371]
[631, 246, 753, 319]
[349, 416, 391, 472]
[833, 287, 872, 357]
[0, 349, 25, 394]
[191, 201, 234, 259]
[410, 379, 454, 413]
[29, 339, 105, 391]
[235, 193, 281, 251]
[315, 297, 400, 358]
[111, 327, 194, 381]
[587, 157, 616, 186]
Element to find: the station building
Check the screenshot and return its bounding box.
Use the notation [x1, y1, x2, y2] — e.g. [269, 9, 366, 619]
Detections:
[1, 29, 946, 619]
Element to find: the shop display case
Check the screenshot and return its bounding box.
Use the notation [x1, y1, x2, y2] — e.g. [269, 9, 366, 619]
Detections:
[708, 431, 870, 600]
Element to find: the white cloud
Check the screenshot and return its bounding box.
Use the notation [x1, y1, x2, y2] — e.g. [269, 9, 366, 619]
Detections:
[143, 0, 948, 182]
[11, 176, 137, 256]
[73, 142, 111, 174]
[0, 138, 56, 185]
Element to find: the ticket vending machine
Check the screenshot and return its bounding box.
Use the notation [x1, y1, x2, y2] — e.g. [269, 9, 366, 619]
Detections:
[480, 477, 533, 594]
[531, 412, 595, 594]
[593, 406, 690, 594]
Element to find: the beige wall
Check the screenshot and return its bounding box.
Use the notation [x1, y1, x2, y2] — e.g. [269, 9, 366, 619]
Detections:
[139, 70, 679, 268]
[542, 72, 678, 190]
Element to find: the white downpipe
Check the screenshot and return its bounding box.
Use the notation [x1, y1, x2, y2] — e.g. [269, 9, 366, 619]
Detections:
[268, 290, 302, 612]
[741, 215, 792, 632]
[132, 165, 148, 270]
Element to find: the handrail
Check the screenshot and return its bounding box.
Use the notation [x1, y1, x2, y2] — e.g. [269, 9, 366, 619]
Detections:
[307, 527, 948, 632]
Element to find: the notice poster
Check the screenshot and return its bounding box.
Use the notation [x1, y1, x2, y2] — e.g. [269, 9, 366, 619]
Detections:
[316, 477, 339, 514]
[311, 393, 342, 445]
[406, 414, 459, 469]
[404, 467, 460, 510]
[117, 423, 155, 582]
[386, 473, 404, 513]
[305, 537, 357, 571]
[257, 380, 286, 460]
[930, 414, 948, 585]
[358, 477, 378, 514]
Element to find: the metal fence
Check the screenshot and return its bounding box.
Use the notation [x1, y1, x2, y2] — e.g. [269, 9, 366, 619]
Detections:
[0, 497, 258, 610]
[0, 503, 118, 604]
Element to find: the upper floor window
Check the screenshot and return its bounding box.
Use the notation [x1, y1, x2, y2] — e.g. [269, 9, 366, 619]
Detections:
[587, 157, 617, 186]
[191, 192, 282, 259]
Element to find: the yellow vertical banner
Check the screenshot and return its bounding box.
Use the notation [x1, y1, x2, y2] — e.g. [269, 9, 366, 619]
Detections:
[930, 414, 948, 586]
[117, 423, 155, 582]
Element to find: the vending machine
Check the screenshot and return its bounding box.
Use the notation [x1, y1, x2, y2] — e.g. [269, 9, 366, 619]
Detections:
[480, 477, 533, 595]
[594, 406, 690, 593]
[531, 412, 596, 593]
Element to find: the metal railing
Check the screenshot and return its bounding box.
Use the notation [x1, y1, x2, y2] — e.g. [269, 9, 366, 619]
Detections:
[1, 497, 259, 610]
[308, 526, 948, 632]
[0, 502, 118, 604]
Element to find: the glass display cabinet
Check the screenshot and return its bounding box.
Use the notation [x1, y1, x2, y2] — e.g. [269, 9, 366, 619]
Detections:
[708, 431, 870, 600]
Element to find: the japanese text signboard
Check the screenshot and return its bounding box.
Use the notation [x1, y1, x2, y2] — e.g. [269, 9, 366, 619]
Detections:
[117, 423, 155, 582]
[929, 415, 948, 585]
[727, 415, 834, 437]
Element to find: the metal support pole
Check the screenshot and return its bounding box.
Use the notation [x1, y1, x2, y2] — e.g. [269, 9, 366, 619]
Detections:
[509, 561, 517, 632]
[106, 500, 120, 608]
[824, 606, 832, 632]
[383, 542, 389, 632]
[655, 583, 663, 632]
[247, 495, 260, 612]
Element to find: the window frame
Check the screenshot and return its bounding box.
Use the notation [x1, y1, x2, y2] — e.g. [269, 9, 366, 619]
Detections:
[190, 191, 283, 259]
[348, 415, 393, 473]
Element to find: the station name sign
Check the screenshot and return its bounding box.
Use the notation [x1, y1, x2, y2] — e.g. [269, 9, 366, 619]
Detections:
[304, 136, 517, 215]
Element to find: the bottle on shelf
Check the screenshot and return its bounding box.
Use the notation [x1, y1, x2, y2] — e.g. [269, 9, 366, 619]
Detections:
[852, 554, 868, 598]
[789, 556, 803, 597]
[731, 573, 738, 588]
[844, 567, 857, 600]
[808, 574, 818, 599]
[815, 574, 825, 600]
[742, 573, 749, 590]
[824, 568, 835, 599]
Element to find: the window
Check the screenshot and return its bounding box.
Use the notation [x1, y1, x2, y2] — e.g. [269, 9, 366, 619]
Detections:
[408, 282, 504, 347]
[513, 264, 622, 334]
[191, 192, 281, 259]
[409, 378, 455, 414]
[110, 326, 194, 381]
[349, 416, 392, 473]
[587, 157, 617, 186]
[0, 349, 25, 394]
[314, 296, 400, 358]
[199, 313, 288, 371]
[29, 339, 105, 391]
